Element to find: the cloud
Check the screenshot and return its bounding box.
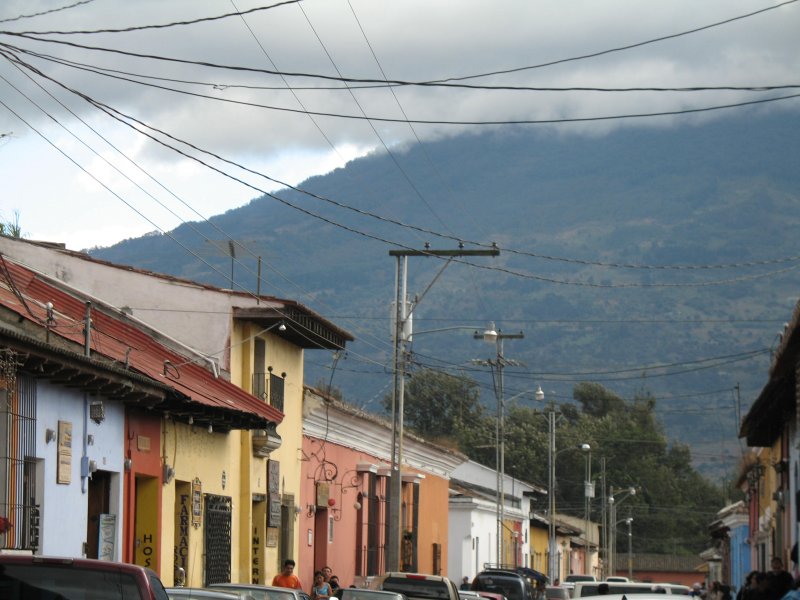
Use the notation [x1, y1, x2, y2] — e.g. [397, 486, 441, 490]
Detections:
[0, 0, 797, 248]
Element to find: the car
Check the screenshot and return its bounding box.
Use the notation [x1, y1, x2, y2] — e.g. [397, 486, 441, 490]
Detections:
[208, 583, 312, 600]
[335, 589, 408, 600]
[166, 588, 253, 599]
[368, 572, 460, 600]
[471, 569, 536, 600]
[572, 583, 680, 597]
[460, 592, 482, 600]
[565, 576, 596, 584]
[475, 592, 507, 600]
[0, 554, 169, 599]
[605, 578, 630, 583]
[545, 587, 570, 600]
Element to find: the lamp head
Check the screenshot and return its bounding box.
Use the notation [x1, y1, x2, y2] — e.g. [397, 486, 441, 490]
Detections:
[535, 385, 544, 402]
[278, 322, 287, 332]
[482, 322, 498, 344]
[629, 486, 637, 496]
[581, 443, 591, 452]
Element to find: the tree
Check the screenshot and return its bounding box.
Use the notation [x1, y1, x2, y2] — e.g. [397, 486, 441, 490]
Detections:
[383, 368, 484, 442]
[0, 210, 23, 238]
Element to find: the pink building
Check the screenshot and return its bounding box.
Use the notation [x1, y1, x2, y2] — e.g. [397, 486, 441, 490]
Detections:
[298, 387, 465, 588]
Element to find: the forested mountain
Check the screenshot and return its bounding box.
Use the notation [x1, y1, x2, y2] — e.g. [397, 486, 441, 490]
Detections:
[91, 109, 800, 479]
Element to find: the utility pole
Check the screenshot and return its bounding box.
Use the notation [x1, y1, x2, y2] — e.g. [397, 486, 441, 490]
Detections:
[387, 246, 498, 572]
[474, 323, 524, 567]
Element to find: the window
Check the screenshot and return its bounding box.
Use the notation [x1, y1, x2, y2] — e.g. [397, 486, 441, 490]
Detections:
[270, 373, 285, 412]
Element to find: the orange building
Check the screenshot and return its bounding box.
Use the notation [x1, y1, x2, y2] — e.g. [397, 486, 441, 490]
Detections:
[298, 387, 465, 588]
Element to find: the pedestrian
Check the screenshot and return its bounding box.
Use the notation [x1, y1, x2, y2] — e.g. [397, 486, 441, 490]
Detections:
[272, 559, 303, 590]
[597, 584, 610, 595]
[461, 577, 471, 591]
[738, 571, 759, 600]
[312, 570, 332, 600]
[330, 576, 341, 592]
[767, 557, 793, 600]
[322, 566, 333, 583]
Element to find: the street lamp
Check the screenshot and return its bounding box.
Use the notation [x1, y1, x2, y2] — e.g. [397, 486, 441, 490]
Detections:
[607, 486, 636, 578]
[387, 247, 498, 571]
[474, 322, 524, 568]
[626, 517, 633, 580]
[582, 443, 593, 571]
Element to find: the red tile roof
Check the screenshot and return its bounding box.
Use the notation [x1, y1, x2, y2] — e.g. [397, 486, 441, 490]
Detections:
[0, 254, 283, 428]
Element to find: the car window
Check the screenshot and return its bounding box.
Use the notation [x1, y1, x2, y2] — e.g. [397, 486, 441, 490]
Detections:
[0, 563, 142, 599]
[473, 575, 526, 600]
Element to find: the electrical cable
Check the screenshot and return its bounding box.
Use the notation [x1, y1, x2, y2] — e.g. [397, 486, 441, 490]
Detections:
[6, 43, 800, 276]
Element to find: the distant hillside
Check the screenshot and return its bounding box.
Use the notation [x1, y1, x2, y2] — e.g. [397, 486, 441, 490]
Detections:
[92, 109, 800, 479]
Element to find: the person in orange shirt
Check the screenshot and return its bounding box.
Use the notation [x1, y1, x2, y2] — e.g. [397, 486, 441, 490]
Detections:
[272, 559, 303, 590]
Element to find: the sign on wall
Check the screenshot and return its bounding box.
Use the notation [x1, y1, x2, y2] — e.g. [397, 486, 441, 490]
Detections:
[57, 420, 72, 484]
[98, 513, 117, 561]
[192, 478, 203, 528]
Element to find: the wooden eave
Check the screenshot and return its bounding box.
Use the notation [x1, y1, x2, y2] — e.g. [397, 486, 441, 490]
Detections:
[234, 305, 353, 350]
[1, 326, 270, 432]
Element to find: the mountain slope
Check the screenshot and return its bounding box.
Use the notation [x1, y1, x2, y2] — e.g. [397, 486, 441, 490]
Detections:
[92, 109, 800, 477]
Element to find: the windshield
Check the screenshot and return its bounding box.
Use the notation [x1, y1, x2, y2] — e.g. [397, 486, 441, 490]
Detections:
[380, 577, 450, 600]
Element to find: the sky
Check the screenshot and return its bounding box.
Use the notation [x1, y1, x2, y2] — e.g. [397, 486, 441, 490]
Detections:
[0, 0, 797, 250]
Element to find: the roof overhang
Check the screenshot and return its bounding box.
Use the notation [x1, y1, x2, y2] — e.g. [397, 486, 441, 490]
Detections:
[740, 375, 793, 446]
[234, 305, 352, 350]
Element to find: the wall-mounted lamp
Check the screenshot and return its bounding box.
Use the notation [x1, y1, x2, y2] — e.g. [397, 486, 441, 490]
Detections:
[188, 416, 194, 425]
[163, 463, 175, 484]
[208, 423, 213, 434]
[294, 505, 302, 515]
[124, 458, 132, 472]
[45, 428, 56, 444]
[306, 504, 317, 517]
[353, 501, 362, 510]
[87, 434, 95, 446]
[89, 399, 105, 424]
[88, 460, 98, 474]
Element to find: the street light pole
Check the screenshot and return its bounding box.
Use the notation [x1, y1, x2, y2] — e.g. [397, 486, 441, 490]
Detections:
[607, 486, 636, 579]
[474, 323, 524, 567]
[626, 518, 633, 580]
[582, 444, 592, 573]
[548, 409, 556, 581]
[387, 247, 499, 572]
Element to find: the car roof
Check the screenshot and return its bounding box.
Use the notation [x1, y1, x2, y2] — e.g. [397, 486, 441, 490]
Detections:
[166, 588, 245, 599]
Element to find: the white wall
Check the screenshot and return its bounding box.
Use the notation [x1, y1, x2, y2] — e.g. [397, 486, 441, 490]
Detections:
[35, 380, 125, 558]
[448, 496, 498, 583]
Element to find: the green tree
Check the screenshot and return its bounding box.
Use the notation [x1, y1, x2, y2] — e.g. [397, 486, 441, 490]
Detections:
[0, 210, 23, 238]
[383, 368, 485, 443]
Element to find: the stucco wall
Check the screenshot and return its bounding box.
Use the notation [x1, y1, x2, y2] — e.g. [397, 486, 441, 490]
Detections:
[35, 380, 125, 558]
[159, 420, 240, 587]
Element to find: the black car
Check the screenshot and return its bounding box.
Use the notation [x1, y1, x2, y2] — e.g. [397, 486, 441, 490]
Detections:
[471, 570, 536, 600]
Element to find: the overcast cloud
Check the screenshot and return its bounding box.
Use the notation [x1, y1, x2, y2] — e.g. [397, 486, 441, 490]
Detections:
[0, 0, 797, 249]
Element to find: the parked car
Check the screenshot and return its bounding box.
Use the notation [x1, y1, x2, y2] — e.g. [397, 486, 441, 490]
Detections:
[573, 583, 679, 597]
[604, 578, 630, 583]
[565, 576, 596, 584]
[166, 588, 252, 599]
[545, 587, 570, 600]
[369, 572, 460, 600]
[471, 569, 536, 600]
[208, 583, 312, 600]
[475, 592, 507, 600]
[335, 589, 408, 600]
[0, 554, 169, 599]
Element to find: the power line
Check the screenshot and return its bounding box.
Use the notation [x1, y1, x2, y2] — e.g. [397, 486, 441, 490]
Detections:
[0, 0, 95, 24]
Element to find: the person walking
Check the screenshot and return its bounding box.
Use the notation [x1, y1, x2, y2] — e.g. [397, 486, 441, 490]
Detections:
[273, 559, 303, 590]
